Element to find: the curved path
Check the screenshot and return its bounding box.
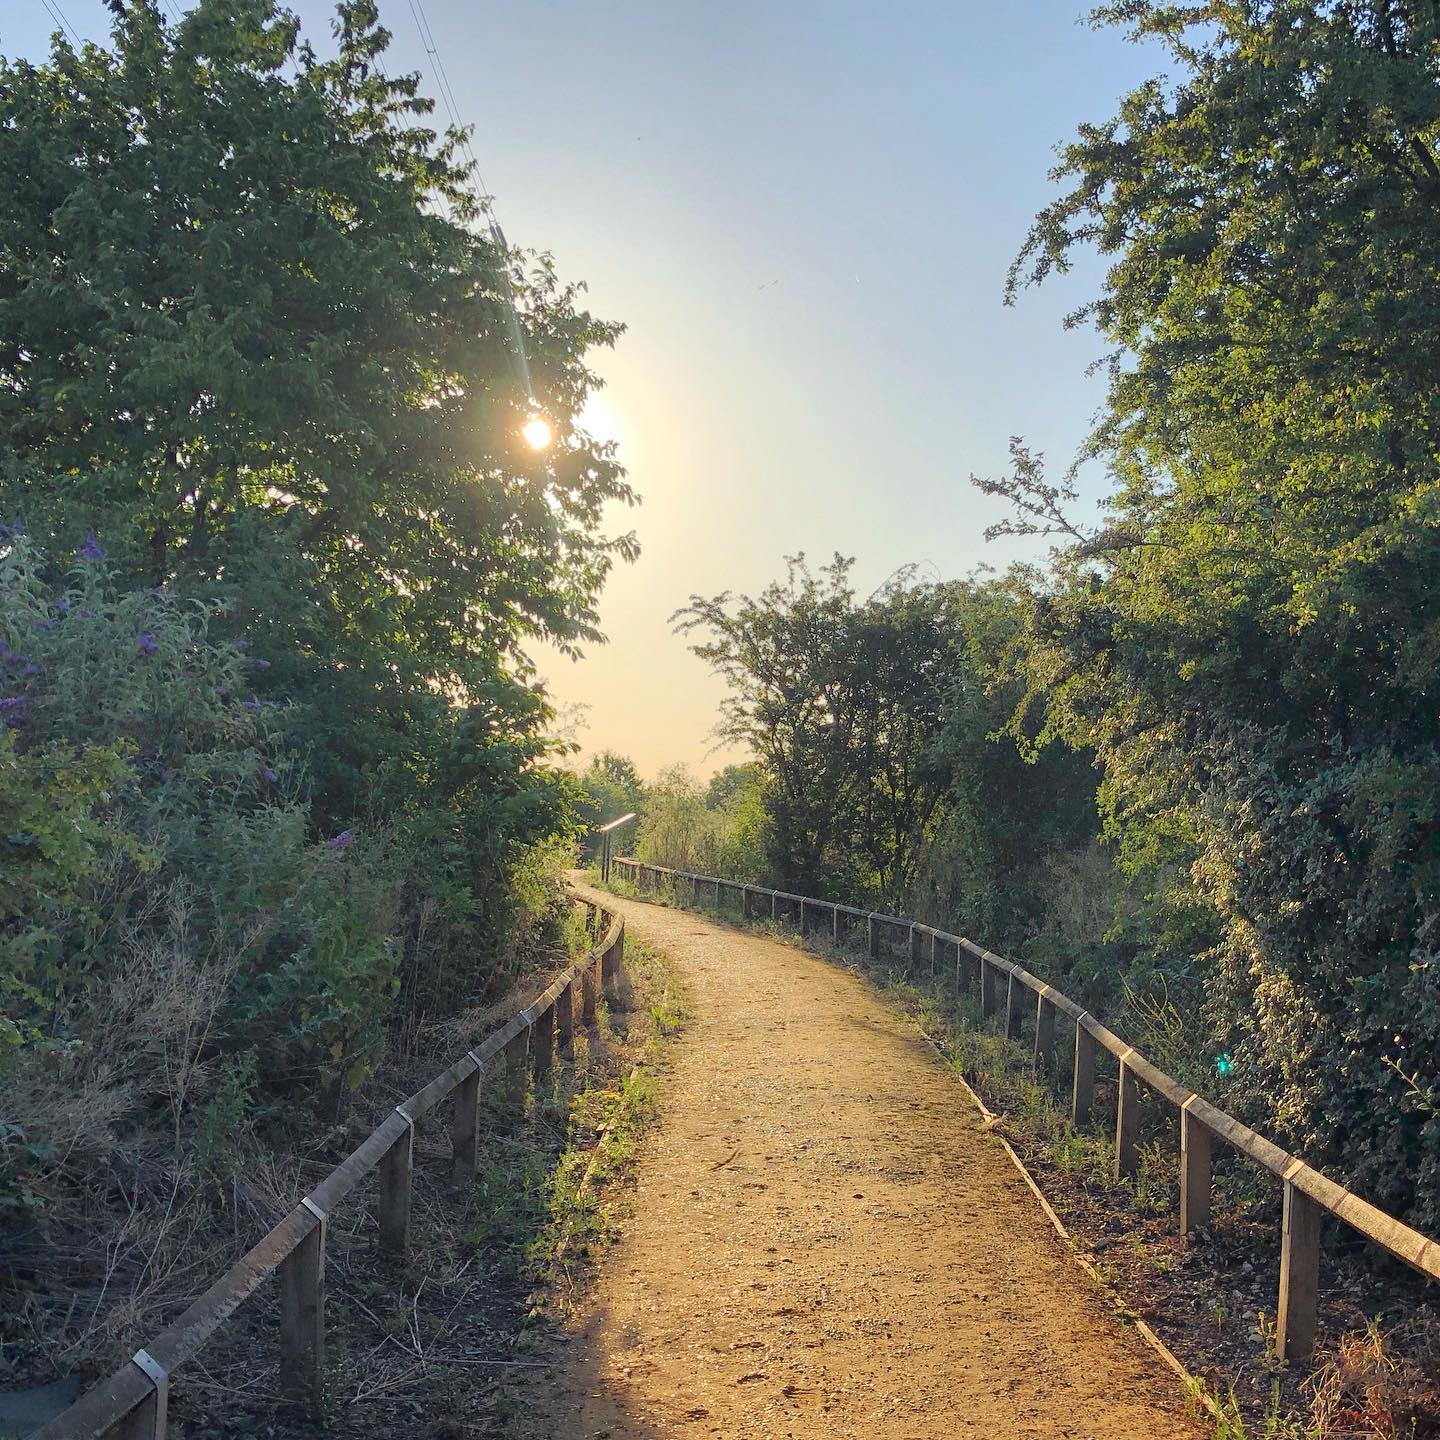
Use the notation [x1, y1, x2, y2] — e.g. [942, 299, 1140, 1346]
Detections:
[521, 883, 1203, 1440]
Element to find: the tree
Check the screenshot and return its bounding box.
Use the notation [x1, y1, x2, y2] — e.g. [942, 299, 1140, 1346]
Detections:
[678, 557, 977, 906]
[575, 750, 646, 831]
[0, 0, 635, 820]
[912, 576, 1104, 954]
[706, 762, 765, 811]
[997, 0, 1440, 1224]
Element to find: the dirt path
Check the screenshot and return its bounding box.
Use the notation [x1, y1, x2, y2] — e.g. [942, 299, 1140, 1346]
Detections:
[520, 884, 1204, 1440]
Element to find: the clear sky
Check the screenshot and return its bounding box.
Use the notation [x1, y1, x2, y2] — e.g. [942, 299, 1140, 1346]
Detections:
[4, 1, 1165, 779]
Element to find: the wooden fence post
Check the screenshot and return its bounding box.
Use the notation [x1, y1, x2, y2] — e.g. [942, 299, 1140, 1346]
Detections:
[1005, 971, 1024, 1039]
[1072, 1020, 1095, 1127]
[909, 924, 923, 974]
[868, 915, 879, 959]
[1277, 1179, 1322, 1364]
[580, 958, 597, 1028]
[832, 905, 842, 945]
[450, 1066, 481, 1182]
[742, 887, 753, 920]
[602, 930, 624, 990]
[799, 899, 808, 936]
[689, 874, 698, 905]
[1115, 1060, 1140, 1181]
[279, 1209, 326, 1409]
[981, 959, 1000, 1020]
[1180, 1102, 1213, 1235]
[555, 980, 575, 1061]
[771, 891, 778, 921]
[503, 1031, 529, 1109]
[118, 1354, 169, 1439]
[379, 1110, 414, 1257]
[1034, 993, 1056, 1073]
[532, 1002, 554, 1084]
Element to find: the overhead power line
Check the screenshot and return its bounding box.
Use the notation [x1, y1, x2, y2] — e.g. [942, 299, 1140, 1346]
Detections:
[39, 0, 82, 48]
[401, 0, 537, 405]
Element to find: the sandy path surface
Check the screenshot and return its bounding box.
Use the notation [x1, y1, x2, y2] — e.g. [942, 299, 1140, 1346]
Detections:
[521, 884, 1203, 1440]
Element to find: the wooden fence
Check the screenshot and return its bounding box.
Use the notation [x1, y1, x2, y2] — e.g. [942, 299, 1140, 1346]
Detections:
[613, 857, 1440, 1365]
[33, 897, 626, 1440]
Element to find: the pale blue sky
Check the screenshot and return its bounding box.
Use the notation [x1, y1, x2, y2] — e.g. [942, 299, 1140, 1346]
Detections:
[4, 2, 1165, 776]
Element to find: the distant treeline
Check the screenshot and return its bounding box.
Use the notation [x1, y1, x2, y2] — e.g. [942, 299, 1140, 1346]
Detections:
[598, 1, 1440, 1233]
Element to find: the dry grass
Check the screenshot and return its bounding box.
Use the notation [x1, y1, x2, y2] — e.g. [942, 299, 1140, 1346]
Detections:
[1305, 1321, 1440, 1439]
[3, 902, 256, 1378]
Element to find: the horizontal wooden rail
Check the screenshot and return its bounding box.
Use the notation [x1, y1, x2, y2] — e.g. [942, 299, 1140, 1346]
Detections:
[614, 857, 1440, 1364]
[35, 896, 626, 1440]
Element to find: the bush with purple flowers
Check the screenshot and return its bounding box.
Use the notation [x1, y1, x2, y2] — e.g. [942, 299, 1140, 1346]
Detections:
[1, 534, 405, 1200]
[0, 0, 607, 1379]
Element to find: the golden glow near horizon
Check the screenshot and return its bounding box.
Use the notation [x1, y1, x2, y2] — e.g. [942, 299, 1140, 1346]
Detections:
[522, 415, 554, 452]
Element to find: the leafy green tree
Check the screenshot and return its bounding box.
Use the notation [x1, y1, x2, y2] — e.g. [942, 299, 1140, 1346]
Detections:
[705, 762, 765, 812]
[911, 577, 1104, 954]
[0, 0, 634, 821]
[676, 557, 942, 901]
[677, 558, 1070, 910]
[575, 750, 646, 831]
[996, 0, 1440, 1223]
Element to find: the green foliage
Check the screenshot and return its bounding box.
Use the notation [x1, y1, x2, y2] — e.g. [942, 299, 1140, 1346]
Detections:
[675, 557, 1103, 937]
[0, 535, 399, 1112]
[0, 0, 628, 1245]
[992, 0, 1440, 1225]
[0, 0, 633, 828]
[676, 556, 975, 904]
[574, 750, 647, 833]
[0, 0, 628, 1027]
[634, 763, 769, 881]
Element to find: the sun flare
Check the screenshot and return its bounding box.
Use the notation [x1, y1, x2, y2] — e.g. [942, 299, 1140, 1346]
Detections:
[522, 415, 554, 452]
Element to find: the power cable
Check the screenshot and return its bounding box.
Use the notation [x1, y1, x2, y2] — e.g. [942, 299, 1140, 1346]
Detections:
[39, 0, 82, 48]
[404, 0, 493, 208]
[402, 0, 537, 404]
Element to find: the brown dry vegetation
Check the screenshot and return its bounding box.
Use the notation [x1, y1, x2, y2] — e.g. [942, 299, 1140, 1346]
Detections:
[3, 904, 688, 1439]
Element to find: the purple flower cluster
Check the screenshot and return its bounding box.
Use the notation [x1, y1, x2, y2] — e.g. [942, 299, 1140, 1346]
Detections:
[0, 642, 38, 678]
[137, 632, 159, 656]
[77, 532, 105, 561]
[327, 828, 356, 851]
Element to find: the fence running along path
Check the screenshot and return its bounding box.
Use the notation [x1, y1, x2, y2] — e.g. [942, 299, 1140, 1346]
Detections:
[614, 857, 1440, 1367]
[34, 898, 627, 1440]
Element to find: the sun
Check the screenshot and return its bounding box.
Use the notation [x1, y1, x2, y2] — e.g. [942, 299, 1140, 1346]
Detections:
[522, 415, 554, 452]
